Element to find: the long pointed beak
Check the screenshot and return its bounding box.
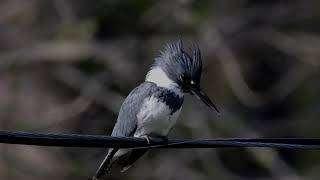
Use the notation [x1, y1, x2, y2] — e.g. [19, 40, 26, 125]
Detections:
[190, 87, 220, 114]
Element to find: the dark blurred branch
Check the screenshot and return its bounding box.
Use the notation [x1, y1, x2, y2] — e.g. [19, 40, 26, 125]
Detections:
[207, 29, 268, 106]
[0, 131, 320, 149]
[0, 41, 138, 80]
[52, 65, 124, 114]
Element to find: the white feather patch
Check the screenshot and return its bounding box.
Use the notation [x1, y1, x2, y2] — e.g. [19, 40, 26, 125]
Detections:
[145, 67, 183, 97]
[135, 96, 182, 137]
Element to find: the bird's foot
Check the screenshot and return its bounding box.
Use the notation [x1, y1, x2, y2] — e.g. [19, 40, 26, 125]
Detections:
[141, 135, 151, 145]
[140, 135, 168, 147]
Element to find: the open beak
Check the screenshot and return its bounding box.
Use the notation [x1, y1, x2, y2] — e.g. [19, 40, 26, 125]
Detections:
[189, 87, 220, 114]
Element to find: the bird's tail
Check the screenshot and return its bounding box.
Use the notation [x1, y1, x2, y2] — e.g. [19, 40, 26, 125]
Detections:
[92, 148, 148, 180]
[92, 148, 119, 180]
[119, 149, 147, 172]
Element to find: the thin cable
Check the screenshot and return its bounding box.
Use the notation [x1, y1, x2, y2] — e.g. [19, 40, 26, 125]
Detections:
[0, 130, 320, 149]
[130, 139, 320, 150]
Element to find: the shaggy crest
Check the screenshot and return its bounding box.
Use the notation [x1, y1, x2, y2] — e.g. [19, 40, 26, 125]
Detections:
[152, 40, 203, 89]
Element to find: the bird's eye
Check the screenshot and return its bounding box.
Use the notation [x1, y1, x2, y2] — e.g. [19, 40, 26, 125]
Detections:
[190, 80, 195, 85]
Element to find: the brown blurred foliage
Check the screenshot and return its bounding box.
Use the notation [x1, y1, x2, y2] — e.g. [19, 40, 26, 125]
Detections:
[0, 0, 319, 180]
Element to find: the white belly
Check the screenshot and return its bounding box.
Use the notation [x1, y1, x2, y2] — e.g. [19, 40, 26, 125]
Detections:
[135, 96, 182, 137]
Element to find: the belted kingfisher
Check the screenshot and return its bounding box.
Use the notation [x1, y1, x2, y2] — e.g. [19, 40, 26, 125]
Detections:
[92, 40, 219, 180]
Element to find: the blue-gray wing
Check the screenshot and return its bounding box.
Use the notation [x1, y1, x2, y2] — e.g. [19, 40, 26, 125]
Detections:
[93, 82, 155, 180]
[111, 82, 155, 137]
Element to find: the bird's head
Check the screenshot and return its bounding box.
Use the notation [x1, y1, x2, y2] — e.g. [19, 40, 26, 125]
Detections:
[146, 40, 219, 113]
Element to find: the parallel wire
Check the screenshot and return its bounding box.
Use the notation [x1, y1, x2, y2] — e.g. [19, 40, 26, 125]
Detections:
[0, 131, 320, 149]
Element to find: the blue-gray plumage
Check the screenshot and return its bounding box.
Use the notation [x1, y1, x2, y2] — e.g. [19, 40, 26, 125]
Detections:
[112, 82, 184, 137]
[93, 40, 219, 180]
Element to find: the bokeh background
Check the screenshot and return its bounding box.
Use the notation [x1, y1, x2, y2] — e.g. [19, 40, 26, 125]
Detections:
[0, 0, 319, 180]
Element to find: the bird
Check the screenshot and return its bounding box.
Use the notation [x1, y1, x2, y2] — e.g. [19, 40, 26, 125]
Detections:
[92, 40, 219, 180]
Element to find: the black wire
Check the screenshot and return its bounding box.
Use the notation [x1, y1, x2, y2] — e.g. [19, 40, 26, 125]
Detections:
[0, 130, 320, 149]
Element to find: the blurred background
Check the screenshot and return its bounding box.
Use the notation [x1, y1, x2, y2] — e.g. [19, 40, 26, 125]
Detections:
[0, 0, 319, 180]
